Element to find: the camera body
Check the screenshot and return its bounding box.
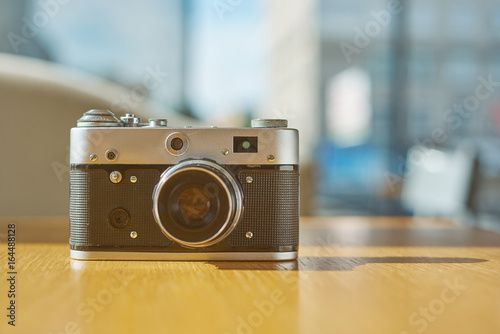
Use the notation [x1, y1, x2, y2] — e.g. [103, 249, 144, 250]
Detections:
[69, 110, 299, 261]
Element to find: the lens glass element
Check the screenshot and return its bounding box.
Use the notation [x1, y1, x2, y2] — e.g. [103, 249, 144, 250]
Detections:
[177, 187, 211, 222]
[156, 169, 228, 243]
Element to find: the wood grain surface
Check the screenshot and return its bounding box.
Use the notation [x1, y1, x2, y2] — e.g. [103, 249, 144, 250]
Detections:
[1, 216, 500, 334]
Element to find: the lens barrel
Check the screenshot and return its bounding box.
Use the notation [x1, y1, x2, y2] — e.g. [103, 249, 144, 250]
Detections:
[152, 160, 244, 248]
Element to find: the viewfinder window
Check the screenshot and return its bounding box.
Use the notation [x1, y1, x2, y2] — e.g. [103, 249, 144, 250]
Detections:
[233, 137, 258, 153]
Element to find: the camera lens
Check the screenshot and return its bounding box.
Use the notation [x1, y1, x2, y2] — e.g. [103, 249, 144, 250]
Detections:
[164, 178, 221, 233]
[152, 160, 244, 248]
[170, 137, 184, 151]
[177, 187, 211, 222]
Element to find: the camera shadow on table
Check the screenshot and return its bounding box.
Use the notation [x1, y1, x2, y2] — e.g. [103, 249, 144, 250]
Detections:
[207, 256, 487, 271]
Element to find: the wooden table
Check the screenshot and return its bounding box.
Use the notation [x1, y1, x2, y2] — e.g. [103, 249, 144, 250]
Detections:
[1, 216, 500, 334]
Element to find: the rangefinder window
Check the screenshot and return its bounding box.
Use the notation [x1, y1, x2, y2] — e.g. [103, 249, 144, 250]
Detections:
[233, 137, 258, 153]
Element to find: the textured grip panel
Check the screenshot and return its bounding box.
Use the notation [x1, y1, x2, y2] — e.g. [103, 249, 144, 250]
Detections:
[228, 169, 299, 247]
[70, 169, 171, 247]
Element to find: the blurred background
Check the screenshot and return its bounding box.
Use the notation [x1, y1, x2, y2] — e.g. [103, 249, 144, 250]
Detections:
[1, 0, 499, 230]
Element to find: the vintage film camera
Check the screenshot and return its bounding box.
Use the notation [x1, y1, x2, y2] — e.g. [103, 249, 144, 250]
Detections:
[69, 110, 299, 260]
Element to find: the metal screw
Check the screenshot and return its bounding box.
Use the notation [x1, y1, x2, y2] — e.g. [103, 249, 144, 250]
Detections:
[246, 232, 253, 239]
[130, 231, 138, 239]
[130, 176, 137, 183]
[109, 171, 122, 183]
[267, 155, 275, 163]
[90, 154, 97, 162]
[222, 149, 229, 156]
[246, 176, 253, 184]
